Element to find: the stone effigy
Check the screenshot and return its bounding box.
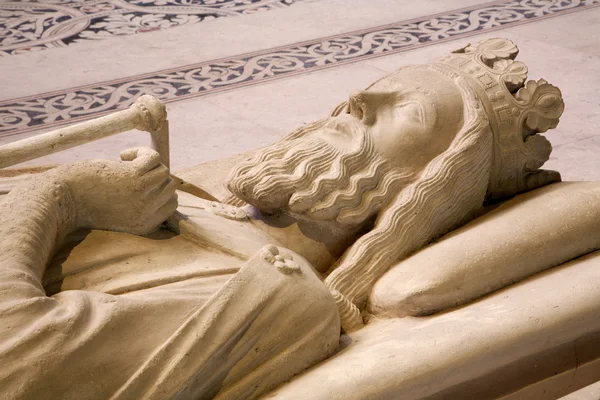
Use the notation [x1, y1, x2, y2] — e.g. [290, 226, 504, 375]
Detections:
[1, 38, 599, 399]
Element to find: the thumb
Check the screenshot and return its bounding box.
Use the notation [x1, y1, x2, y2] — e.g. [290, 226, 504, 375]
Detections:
[120, 147, 162, 174]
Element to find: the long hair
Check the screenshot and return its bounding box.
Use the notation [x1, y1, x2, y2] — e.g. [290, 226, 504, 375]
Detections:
[325, 69, 494, 331]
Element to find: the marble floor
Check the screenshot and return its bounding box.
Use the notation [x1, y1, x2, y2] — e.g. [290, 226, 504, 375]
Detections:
[1, 0, 599, 183]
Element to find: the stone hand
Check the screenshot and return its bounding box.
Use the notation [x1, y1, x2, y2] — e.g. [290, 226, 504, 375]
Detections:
[61, 147, 178, 235]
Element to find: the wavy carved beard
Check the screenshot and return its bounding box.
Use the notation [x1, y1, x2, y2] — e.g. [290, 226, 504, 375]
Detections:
[226, 118, 413, 226]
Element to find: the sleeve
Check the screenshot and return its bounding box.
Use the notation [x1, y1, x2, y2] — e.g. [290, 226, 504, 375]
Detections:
[0, 245, 339, 400]
[0, 175, 338, 400]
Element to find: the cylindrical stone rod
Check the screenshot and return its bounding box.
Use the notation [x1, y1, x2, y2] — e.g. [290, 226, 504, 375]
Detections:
[0, 95, 170, 169]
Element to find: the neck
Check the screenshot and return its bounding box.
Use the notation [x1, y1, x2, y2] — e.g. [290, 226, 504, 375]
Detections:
[242, 204, 368, 274]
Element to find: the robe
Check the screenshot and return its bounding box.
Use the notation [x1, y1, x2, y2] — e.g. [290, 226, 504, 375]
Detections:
[0, 190, 340, 399]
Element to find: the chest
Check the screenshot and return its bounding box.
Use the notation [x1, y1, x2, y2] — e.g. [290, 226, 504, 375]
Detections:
[43, 192, 276, 295]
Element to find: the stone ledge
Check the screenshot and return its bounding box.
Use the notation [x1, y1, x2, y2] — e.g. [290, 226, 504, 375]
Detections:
[267, 250, 600, 399]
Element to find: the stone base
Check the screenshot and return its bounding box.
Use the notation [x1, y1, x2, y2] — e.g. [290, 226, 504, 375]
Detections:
[266, 250, 600, 399]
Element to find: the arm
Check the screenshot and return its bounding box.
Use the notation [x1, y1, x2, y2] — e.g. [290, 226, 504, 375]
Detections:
[0, 149, 188, 398]
[0, 147, 177, 301]
[0, 172, 77, 300]
[0, 151, 336, 400]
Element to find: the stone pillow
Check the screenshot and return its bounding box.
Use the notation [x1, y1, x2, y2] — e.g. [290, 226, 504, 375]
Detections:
[368, 181, 600, 318]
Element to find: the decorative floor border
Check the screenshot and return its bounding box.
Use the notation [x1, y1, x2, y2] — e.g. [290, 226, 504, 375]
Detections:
[1, 0, 598, 137]
[0, 0, 304, 56]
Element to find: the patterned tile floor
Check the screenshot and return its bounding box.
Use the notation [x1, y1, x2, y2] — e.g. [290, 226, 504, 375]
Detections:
[0, 0, 598, 179]
[0, 0, 305, 56]
[2, 0, 599, 137]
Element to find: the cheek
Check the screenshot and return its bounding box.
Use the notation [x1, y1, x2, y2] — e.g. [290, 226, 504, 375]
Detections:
[371, 121, 432, 169]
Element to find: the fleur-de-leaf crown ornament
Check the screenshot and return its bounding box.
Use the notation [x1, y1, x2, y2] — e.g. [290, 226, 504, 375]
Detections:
[435, 38, 565, 200]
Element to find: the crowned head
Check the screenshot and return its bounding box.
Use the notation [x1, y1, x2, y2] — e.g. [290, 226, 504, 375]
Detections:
[227, 38, 564, 229]
[435, 37, 565, 199]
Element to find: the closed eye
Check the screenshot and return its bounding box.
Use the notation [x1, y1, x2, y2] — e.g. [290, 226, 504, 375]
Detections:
[394, 102, 424, 124]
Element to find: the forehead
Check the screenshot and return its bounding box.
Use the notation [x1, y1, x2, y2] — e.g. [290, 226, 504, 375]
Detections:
[367, 67, 460, 96]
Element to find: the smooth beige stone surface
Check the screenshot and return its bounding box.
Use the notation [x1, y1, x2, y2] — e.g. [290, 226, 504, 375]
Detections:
[370, 182, 600, 318]
[165, 96, 284, 168]
[560, 378, 600, 400]
[177, 151, 254, 201]
[547, 135, 600, 182]
[267, 250, 600, 399]
[501, 350, 600, 400]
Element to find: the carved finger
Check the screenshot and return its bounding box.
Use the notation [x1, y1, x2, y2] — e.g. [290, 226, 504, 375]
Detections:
[120, 147, 162, 174]
[145, 176, 177, 199]
[120, 147, 147, 161]
[148, 195, 179, 226]
[141, 164, 170, 188]
[150, 186, 179, 213]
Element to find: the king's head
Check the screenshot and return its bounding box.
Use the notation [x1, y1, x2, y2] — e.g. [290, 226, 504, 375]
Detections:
[229, 38, 565, 225]
[229, 37, 565, 226]
[227, 38, 566, 331]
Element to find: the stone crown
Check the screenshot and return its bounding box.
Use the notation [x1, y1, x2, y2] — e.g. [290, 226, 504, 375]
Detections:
[435, 38, 565, 200]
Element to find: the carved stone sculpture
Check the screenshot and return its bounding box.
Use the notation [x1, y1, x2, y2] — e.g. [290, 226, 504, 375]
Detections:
[1, 38, 598, 399]
[227, 37, 566, 331]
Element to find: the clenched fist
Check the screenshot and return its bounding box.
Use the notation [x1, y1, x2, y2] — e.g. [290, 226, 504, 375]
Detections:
[58, 147, 178, 235]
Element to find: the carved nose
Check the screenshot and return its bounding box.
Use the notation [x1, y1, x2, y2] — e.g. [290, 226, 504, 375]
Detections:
[348, 91, 366, 121]
[348, 90, 386, 125]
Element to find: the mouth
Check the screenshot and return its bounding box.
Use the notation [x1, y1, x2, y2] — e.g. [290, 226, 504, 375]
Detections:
[308, 117, 365, 154]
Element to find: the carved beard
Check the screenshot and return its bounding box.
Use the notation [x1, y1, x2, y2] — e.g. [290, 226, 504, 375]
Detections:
[226, 118, 413, 226]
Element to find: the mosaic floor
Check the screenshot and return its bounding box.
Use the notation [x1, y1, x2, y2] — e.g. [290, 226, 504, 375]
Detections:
[0, 0, 305, 56]
[2, 0, 599, 136]
[0, 0, 599, 179]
